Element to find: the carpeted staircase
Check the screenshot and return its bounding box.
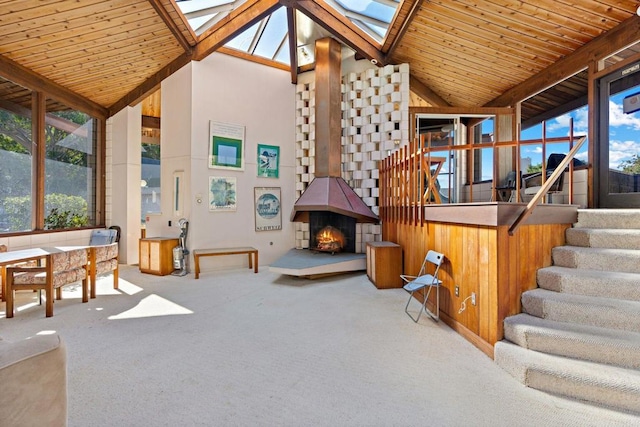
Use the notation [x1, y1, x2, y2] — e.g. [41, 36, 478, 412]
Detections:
[494, 209, 640, 414]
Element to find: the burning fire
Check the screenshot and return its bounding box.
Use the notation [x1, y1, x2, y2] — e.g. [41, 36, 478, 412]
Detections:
[316, 226, 345, 252]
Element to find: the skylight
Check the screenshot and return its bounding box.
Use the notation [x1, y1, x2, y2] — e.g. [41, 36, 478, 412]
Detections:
[328, 0, 399, 42]
[176, 0, 236, 36]
[175, 0, 401, 66]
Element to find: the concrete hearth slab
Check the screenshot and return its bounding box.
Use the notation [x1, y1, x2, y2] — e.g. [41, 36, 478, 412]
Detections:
[269, 248, 366, 278]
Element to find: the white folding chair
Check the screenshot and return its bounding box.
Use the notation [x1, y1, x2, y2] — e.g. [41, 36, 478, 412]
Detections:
[400, 250, 444, 322]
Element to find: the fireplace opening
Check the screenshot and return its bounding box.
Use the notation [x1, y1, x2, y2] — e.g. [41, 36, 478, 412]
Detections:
[310, 212, 356, 253]
[316, 226, 345, 253]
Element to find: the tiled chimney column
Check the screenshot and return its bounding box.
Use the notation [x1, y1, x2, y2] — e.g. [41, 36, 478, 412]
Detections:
[294, 63, 410, 252]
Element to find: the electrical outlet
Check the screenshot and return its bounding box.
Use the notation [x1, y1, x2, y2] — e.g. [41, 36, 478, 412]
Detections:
[471, 292, 476, 306]
[455, 285, 459, 297]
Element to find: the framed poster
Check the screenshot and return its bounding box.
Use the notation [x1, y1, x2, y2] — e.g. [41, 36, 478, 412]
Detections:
[257, 144, 280, 178]
[209, 121, 245, 170]
[254, 187, 282, 231]
[209, 176, 237, 212]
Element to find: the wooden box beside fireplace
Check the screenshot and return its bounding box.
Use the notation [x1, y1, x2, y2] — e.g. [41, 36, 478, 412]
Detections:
[366, 242, 403, 289]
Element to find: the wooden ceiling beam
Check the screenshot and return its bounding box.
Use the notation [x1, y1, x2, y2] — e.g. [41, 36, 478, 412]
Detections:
[108, 52, 191, 117]
[290, 0, 385, 66]
[0, 53, 108, 119]
[486, 15, 640, 107]
[193, 0, 281, 61]
[146, 0, 195, 53]
[217, 46, 290, 71]
[286, 6, 298, 84]
[409, 75, 451, 107]
[0, 98, 86, 136]
[384, 0, 424, 58]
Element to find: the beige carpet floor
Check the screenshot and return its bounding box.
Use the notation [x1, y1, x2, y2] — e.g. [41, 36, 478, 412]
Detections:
[2, 264, 640, 427]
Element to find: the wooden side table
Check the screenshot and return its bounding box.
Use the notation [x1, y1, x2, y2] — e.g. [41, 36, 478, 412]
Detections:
[139, 237, 179, 276]
[366, 241, 403, 289]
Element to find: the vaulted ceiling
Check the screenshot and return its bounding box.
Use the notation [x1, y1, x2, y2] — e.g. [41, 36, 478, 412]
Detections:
[1, 0, 640, 124]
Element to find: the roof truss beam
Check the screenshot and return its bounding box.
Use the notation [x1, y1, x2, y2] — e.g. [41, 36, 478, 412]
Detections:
[147, 0, 194, 53]
[193, 0, 281, 61]
[0, 54, 108, 119]
[288, 0, 385, 65]
[486, 15, 640, 107]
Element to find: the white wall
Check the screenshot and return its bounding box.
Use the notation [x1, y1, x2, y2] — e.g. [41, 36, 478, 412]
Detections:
[145, 53, 296, 270]
[108, 105, 142, 264]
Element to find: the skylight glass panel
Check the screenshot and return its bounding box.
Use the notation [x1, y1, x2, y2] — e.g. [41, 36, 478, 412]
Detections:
[175, 0, 235, 35]
[225, 21, 261, 52]
[329, 0, 399, 41]
[274, 40, 290, 64]
[335, 0, 397, 23]
[253, 8, 288, 59]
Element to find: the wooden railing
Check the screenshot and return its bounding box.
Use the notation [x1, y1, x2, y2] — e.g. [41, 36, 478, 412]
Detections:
[380, 122, 587, 229]
[508, 135, 587, 235]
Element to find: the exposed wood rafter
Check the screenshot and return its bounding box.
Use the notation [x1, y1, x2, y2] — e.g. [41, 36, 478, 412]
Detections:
[286, 7, 299, 84]
[409, 75, 451, 107]
[193, 0, 281, 61]
[290, 0, 385, 66]
[108, 52, 192, 117]
[147, 0, 195, 53]
[383, 0, 424, 58]
[0, 54, 108, 119]
[486, 15, 640, 107]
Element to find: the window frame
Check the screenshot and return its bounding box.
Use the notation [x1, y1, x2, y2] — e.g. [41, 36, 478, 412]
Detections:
[0, 77, 106, 236]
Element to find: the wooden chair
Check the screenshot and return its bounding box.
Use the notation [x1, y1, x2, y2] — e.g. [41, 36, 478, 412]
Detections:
[5, 248, 88, 318]
[88, 243, 119, 298]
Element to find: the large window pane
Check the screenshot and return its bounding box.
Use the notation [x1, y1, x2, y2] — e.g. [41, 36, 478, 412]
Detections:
[0, 79, 33, 233]
[44, 99, 97, 229]
[142, 134, 161, 223]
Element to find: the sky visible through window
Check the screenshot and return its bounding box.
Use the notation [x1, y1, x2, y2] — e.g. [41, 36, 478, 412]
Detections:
[176, 0, 400, 65]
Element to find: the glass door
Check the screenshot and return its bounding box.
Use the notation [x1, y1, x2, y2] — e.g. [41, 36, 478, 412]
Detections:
[597, 60, 640, 207]
[415, 115, 459, 203]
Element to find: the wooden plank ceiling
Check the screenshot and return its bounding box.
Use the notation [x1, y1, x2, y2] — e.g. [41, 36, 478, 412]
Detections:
[0, 0, 639, 124]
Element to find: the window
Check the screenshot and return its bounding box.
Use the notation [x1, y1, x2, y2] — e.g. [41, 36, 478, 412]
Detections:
[0, 80, 33, 232]
[43, 100, 97, 229]
[0, 76, 102, 234]
[141, 138, 161, 223]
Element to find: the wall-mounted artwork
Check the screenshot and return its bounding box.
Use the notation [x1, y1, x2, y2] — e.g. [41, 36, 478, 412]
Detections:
[254, 187, 281, 231]
[257, 144, 280, 178]
[209, 121, 245, 170]
[209, 177, 237, 212]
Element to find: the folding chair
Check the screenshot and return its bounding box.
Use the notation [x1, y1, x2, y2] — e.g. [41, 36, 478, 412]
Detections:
[400, 250, 444, 322]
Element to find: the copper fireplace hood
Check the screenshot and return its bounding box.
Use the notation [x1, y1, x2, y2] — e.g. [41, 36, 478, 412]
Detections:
[291, 38, 379, 224]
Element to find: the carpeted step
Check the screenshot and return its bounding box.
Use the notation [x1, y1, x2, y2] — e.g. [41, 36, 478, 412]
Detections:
[574, 209, 640, 229]
[494, 341, 640, 414]
[551, 246, 640, 274]
[522, 288, 640, 332]
[537, 266, 640, 301]
[503, 313, 640, 369]
[566, 228, 640, 250]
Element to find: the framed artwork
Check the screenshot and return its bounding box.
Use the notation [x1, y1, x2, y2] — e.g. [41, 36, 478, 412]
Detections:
[257, 144, 280, 178]
[209, 176, 237, 212]
[254, 187, 282, 231]
[209, 121, 245, 170]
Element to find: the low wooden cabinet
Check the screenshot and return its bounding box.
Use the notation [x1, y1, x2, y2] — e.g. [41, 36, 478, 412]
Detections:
[366, 241, 403, 289]
[139, 237, 179, 276]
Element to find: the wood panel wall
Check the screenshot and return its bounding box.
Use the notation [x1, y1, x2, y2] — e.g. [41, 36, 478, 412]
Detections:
[384, 219, 570, 358]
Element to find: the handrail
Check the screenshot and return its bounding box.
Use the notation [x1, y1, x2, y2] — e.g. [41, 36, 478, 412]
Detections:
[508, 136, 587, 235]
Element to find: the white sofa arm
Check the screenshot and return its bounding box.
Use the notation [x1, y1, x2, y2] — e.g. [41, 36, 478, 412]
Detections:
[0, 334, 67, 426]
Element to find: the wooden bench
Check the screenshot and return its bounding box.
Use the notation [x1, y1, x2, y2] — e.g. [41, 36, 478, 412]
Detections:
[193, 247, 258, 279]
